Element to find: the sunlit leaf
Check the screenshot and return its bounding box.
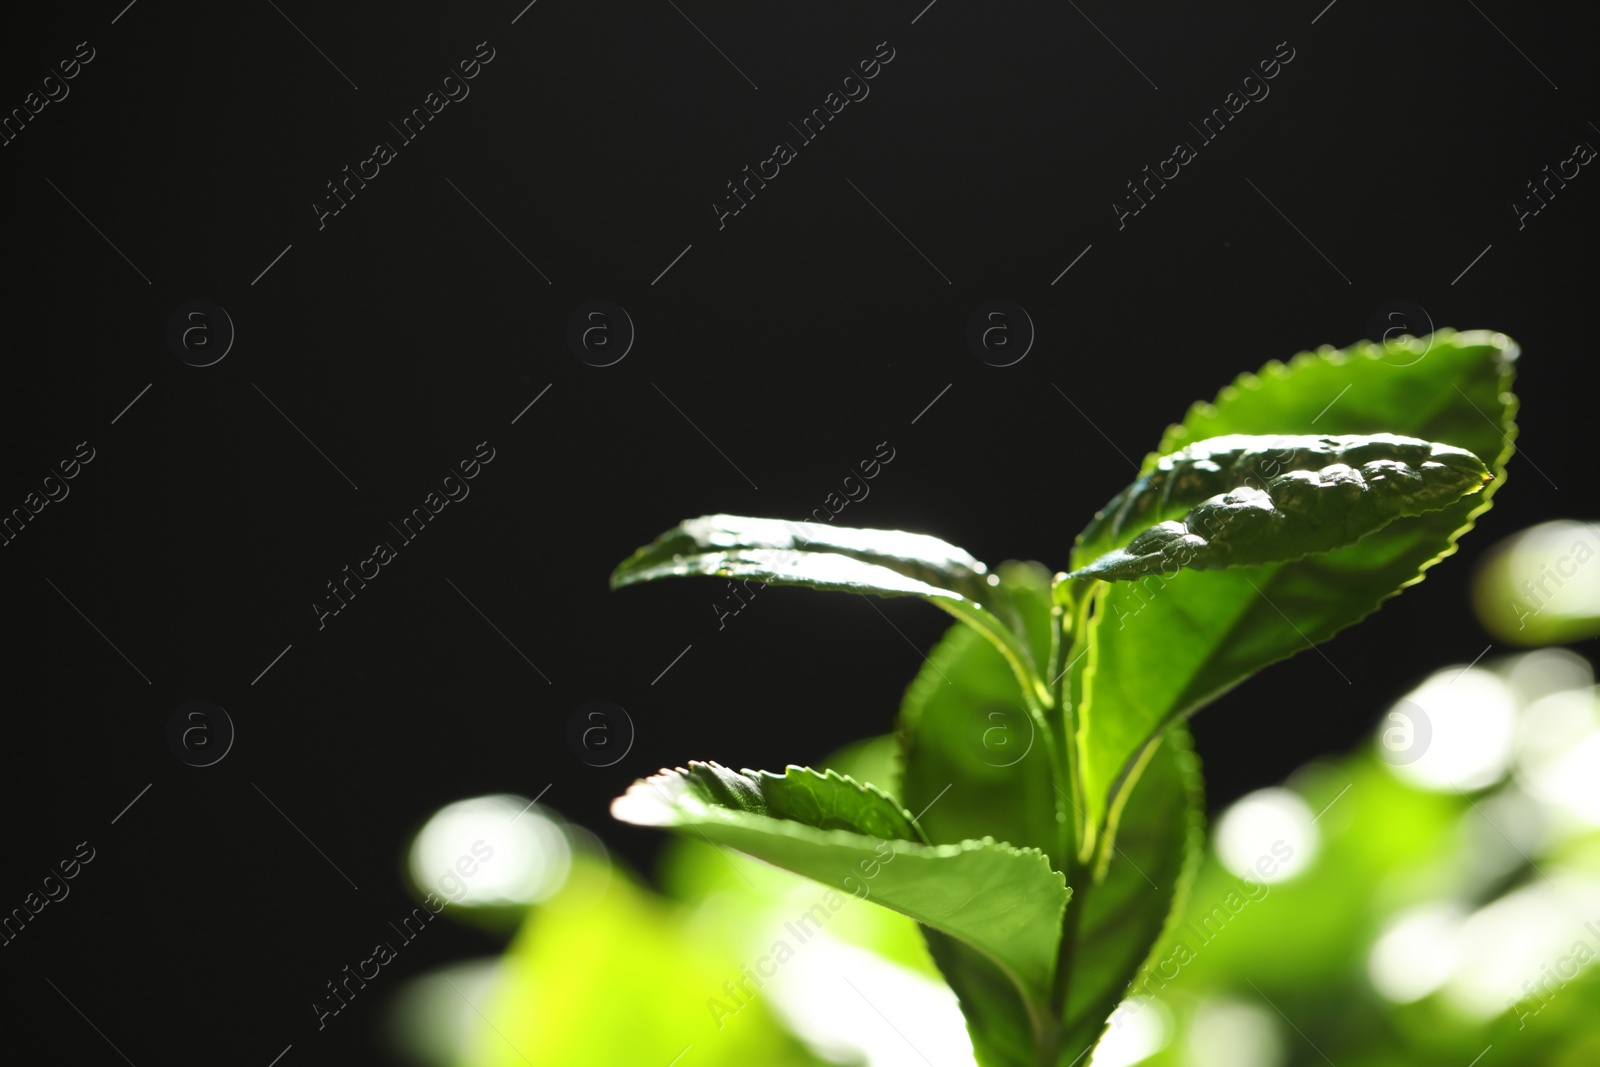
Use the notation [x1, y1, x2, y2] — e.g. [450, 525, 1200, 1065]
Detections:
[612, 762, 1069, 1009]
[611, 514, 1048, 706]
[1075, 331, 1517, 845]
[612, 513, 992, 601]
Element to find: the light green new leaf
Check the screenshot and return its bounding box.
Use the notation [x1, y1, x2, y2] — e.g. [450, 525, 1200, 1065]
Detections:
[921, 933, 1039, 1067]
[895, 562, 1069, 1066]
[1056, 725, 1204, 1062]
[612, 762, 1070, 1011]
[1069, 434, 1489, 582]
[897, 563, 1202, 1066]
[610, 514, 1049, 707]
[915, 726, 1202, 1067]
[1074, 330, 1518, 841]
[899, 561, 1066, 868]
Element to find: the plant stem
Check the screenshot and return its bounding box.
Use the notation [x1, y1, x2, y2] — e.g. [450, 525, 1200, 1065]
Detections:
[1050, 577, 1096, 862]
[1041, 575, 1101, 1066]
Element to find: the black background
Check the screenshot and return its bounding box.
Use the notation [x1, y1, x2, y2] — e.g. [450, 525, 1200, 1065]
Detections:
[1, 1, 1593, 1064]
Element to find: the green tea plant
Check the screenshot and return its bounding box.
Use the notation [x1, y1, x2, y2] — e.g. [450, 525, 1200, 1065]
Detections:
[607, 330, 1519, 1067]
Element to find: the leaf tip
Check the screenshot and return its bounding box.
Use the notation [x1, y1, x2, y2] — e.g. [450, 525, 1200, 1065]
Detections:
[609, 767, 682, 827]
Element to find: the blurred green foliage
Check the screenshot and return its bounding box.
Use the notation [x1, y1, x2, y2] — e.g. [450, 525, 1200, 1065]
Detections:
[1474, 520, 1600, 645]
[414, 635, 1598, 1067]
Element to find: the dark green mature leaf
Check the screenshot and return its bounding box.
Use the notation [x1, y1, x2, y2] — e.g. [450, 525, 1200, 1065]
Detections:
[899, 561, 1066, 868]
[612, 762, 1070, 1008]
[1069, 434, 1489, 582]
[737, 763, 929, 841]
[610, 514, 1049, 706]
[1057, 725, 1203, 1062]
[1075, 330, 1518, 840]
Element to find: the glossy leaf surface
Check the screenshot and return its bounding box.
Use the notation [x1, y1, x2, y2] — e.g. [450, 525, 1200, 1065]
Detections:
[611, 514, 1047, 707]
[612, 514, 993, 602]
[1070, 434, 1489, 582]
[1074, 331, 1518, 841]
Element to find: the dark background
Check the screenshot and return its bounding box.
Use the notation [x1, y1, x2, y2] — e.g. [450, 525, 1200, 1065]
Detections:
[1, 1, 1593, 1063]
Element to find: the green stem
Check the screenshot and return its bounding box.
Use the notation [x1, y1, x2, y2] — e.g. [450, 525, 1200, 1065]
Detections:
[1039, 575, 1102, 1066]
[1050, 577, 1097, 862]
